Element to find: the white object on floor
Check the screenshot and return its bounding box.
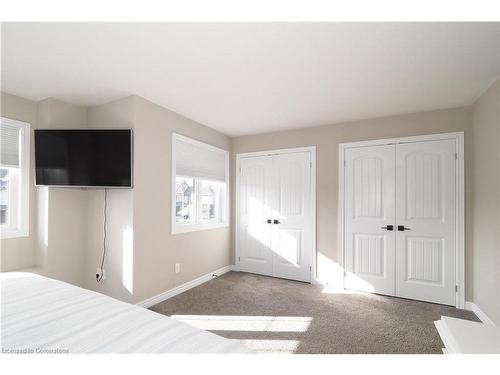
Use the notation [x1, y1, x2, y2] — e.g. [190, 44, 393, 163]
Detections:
[0, 272, 250, 353]
[464, 301, 496, 326]
[434, 316, 499, 354]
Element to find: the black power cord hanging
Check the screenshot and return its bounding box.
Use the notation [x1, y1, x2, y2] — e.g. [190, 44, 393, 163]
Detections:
[96, 188, 107, 282]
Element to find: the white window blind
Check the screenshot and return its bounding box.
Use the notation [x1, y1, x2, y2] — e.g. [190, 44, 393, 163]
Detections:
[0, 121, 21, 167]
[175, 135, 226, 182]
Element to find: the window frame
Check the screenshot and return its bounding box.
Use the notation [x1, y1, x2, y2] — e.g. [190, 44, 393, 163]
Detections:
[171, 133, 229, 234]
[0, 117, 30, 239]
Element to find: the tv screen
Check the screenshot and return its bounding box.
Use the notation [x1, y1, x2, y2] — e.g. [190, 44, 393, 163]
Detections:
[35, 129, 132, 187]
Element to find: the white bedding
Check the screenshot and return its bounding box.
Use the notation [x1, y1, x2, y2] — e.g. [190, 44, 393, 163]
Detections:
[0, 272, 250, 353]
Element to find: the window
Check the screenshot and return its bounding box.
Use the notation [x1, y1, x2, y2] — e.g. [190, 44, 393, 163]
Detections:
[172, 134, 228, 233]
[0, 117, 30, 239]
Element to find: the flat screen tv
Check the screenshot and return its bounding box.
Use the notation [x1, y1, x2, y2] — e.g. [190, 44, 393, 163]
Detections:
[35, 129, 132, 188]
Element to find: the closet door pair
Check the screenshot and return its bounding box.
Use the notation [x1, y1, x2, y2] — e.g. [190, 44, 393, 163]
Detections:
[237, 151, 313, 282]
[344, 140, 456, 305]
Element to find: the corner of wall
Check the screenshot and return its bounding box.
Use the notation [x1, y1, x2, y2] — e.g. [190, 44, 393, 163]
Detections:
[470, 77, 500, 326]
[82, 96, 136, 303]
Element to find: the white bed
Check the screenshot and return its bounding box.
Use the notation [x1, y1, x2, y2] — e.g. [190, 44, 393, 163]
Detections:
[0, 272, 250, 353]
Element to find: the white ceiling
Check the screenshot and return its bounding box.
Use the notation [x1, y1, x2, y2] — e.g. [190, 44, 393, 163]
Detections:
[2, 23, 499, 136]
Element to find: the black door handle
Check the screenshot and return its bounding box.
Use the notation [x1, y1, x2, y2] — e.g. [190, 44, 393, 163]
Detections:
[266, 219, 272, 224]
[381, 225, 393, 231]
[273, 219, 280, 224]
[398, 225, 411, 231]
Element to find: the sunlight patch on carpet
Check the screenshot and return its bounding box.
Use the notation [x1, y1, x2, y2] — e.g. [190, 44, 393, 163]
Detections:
[171, 315, 312, 332]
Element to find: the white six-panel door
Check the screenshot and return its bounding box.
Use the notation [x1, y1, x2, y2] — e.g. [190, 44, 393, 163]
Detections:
[343, 138, 458, 306]
[237, 151, 313, 283]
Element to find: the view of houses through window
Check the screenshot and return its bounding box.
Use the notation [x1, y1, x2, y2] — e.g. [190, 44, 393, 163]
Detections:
[0, 168, 11, 225]
[199, 179, 222, 222]
[176, 176, 223, 224]
[175, 176, 196, 223]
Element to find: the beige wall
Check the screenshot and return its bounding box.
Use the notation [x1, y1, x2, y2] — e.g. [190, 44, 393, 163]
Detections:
[471, 79, 499, 325]
[132, 96, 231, 303]
[498, 78, 500, 334]
[498, 78, 500, 337]
[231, 107, 474, 297]
[0, 93, 38, 271]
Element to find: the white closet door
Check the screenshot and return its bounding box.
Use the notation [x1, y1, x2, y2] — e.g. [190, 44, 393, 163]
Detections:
[395, 140, 456, 305]
[270, 152, 313, 282]
[238, 156, 273, 276]
[237, 150, 314, 283]
[344, 145, 396, 295]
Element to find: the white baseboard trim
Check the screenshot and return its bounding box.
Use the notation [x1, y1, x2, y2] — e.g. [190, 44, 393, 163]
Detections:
[136, 265, 233, 309]
[465, 301, 496, 326]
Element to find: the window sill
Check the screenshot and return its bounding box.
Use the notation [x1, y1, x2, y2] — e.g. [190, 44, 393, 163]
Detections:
[172, 222, 229, 234]
[0, 229, 29, 240]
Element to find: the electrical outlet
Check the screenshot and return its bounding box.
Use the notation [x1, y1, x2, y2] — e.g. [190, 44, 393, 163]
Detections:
[175, 263, 180, 273]
[96, 268, 106, 280]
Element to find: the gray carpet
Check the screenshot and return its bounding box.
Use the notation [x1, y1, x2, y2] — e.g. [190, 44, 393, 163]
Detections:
[149, 272, 479, 354]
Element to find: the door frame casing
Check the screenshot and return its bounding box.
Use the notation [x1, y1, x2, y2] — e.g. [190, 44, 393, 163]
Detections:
[235, 146, 317, 283]
[338, 132, 465, 308]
